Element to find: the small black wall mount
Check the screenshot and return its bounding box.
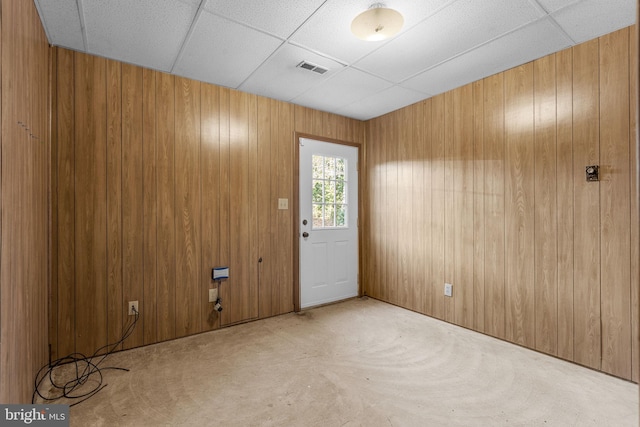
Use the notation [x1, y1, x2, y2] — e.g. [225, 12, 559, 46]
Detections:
[585, 165, 599, 182]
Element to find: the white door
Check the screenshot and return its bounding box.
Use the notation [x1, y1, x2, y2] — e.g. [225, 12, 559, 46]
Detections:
[299, 138, 358, 309]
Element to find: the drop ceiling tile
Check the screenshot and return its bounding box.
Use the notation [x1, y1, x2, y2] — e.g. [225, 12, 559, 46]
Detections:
[551, 0, 636, 43]
[35, 0, 85, 51]
[239, 43, 343, 102]
[203, 0, 326, 39]
[81, 0, 199, 72]
[290, 0, 453, 65]
[336, 85, 430, 121]
[402, 18, 572, 96]
[355, 0, 545, 83]
[173, 11, 283, 89]
[292, 68, 394, 112]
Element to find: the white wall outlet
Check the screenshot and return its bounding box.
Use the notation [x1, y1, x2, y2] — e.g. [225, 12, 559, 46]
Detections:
[128, 300, 139, 315]
[209, 288, 218, 303]
[278, 198, 288, 210]
[444, 283, 453, 297]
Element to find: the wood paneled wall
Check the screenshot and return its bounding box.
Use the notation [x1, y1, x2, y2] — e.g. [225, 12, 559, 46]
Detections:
[50, 48, 364, 358]
[0, 0, 51, 403]
[364, 26, 639, 381]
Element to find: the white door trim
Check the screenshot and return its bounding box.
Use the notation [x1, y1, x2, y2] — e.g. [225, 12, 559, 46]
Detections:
[295, 134, 360, 310]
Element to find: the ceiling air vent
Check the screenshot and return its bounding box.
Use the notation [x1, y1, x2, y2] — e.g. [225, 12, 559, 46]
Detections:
[296, 61, 328, 75]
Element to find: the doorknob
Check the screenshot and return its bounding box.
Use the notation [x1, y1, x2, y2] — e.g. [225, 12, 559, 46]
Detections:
[302, 232, 309, 238]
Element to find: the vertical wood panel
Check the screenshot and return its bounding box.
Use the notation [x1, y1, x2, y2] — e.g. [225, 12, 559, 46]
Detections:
[294, 105, 310, 134]
[431, 94, 446, 320]
[228, 90, 252, 324]
[373, 117, 384, 302]
[257, 97, 274, 318]
[49, 47, 59, 360]
[378, 115, 389, 302]
[483, 73, 506, 339]
[74, 53, 108, 356]
[534, 54, 558, 355]
[322, 112, 338, 140]
[219, 88, 231, 322]
[378, 117, 389, 302]
[295, 105, 324, 136]
[156, 72, 176, 342]
[337, 115, 350, 142]
[386, 113, 399, 305]
[398, 106, 413, 310]
[444, 91, 455, 323]
[268, 98, 280, 312]
[56, 48, 76, 357]
[122, 63, 144, 348]
[422, 100, 434, 315]
[367, 119, 378, 300]
[311, 109, 324, 137]
[142, 68, 158, 344]
[573, 38, 601, 369]
[453, 84, 474, 328]
[629, 23, 639, 383]
[600, 28, 631, 378]
[363, 122, 372, 298]
[174, 77, 201, 336]
[200, 83, 221, 330]
[248, 94, 259, 320]
[473, 80, 485, 332]
[411, 101, 428, 314]
[504, 64, 535, 347]
[375, 116, 385, 302]
[367, 118, 382, 301]
[556, 48, 575, 361]
[277, 102, 294, 314]
[106, 59, 122, 350]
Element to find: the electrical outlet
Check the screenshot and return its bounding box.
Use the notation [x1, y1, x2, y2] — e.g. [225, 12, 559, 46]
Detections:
[444, 283, 453, 297]
[278, 198, 288, 210]
[209, 288, 218, 303]
[128, 301, 139, 315]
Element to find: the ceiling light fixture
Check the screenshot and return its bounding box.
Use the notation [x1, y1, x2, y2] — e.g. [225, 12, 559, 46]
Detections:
[351, 3, 404, 42]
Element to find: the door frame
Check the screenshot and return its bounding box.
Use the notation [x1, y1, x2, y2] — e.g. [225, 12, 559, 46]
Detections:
[293, 132, 364, 312]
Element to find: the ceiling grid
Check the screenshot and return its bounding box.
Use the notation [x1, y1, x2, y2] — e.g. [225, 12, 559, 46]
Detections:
[34, 0, 635, 120]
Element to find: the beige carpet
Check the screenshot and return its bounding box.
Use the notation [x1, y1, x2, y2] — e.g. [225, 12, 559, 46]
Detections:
[60, 297, 636, 426]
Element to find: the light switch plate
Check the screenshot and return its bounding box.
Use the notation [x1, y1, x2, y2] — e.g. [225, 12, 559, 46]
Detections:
[209, 288, 218, 303]
[278, 198, 288, 210]
[444, 283, 453, 297]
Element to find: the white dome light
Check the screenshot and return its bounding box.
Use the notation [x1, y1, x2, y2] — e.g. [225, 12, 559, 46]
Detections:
[351, 3, 404, 42]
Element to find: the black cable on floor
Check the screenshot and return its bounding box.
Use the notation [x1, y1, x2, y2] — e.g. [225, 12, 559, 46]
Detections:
[32, 308, 139, 407]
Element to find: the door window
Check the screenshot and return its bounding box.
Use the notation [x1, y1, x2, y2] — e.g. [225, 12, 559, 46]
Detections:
[312, 154, 348, 229]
